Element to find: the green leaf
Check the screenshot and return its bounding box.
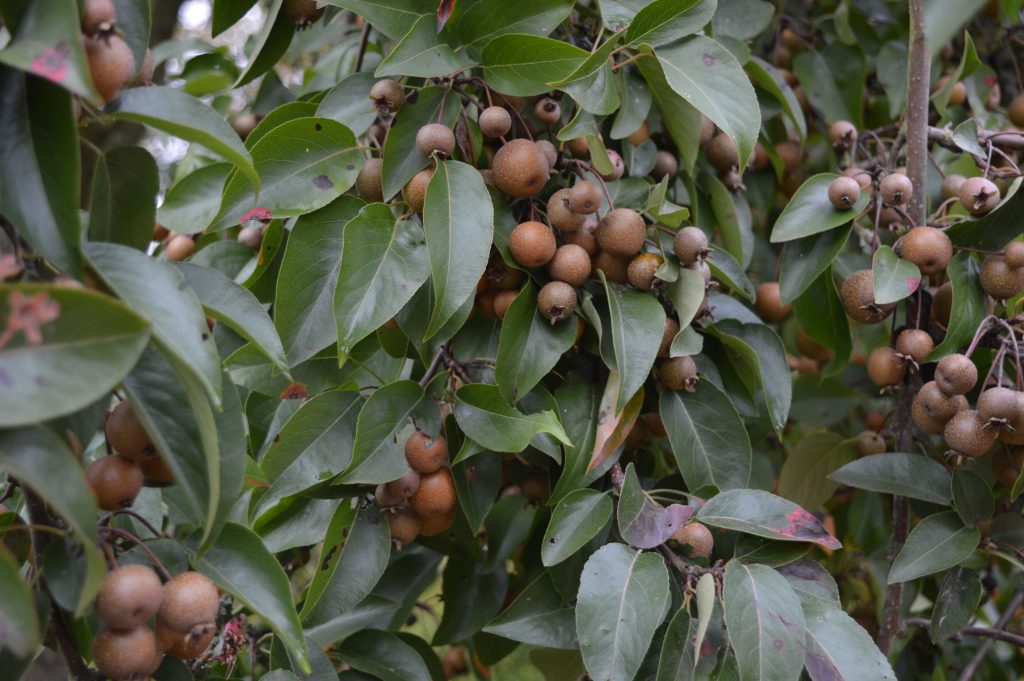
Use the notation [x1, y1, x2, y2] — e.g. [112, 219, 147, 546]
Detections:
[945, 179, 1024, 250]
[338, 629, 433, 681]
[871, 245, 921, 305]
[779, 226, 851, 304]
[0, 0, 99, 100]
[627, 0, 716, 47]
[320, 0, 434, 39]
[0, 284, 149, 427]
[301, 504, 390, 625]
[712, 0, 774, 40]
[576, 543, 670, 681]
[931, 33, 981, 115]
[88, 146, 159, 251]
[433, 559, 508, 644]
[655, 608, 701, 681]
[380, 87, 460, 201]
[929, 567, 982, 643]
[455, 383, 571, 452]
[636, 55, 702, 174]
[746, 56, 806, 140]
[334, 204, 430, 361]
[340, 380, 426, 484]
[777, 559, 840, 608]
[541, 489, 613, 566]
[617, 463, 692, 549]
[793, 267, 851, 376]
[275, 196, 366, 366]
[778, 431, 857, 511]
[601, 274, 667, 411]
[122, 347, 223, 547]
[452, 0, 576, 58]
[242, 101, 319, 150]
[925, 3, 987, 59]
[888, 511, 980, 584]
[484, 571, 578, 650]
[107, 86, 258, 190]
[156, 163, 232, 237]
[723, 561, 805, 681]
[653, 35, 760, 169]
[952, 468, 994, 527]
[234, 0, 294, 87]
[481, 34, 587, 96]
[424, 160, 494, 338]
[0, 427, 105, 617]
[665, 266, 707, 330]
[495, 284, 577, 404]
[707, 319, 791, 433]
[791, 48, 860, 127]
[194, 522, 310, 673]
[770, 174, 867, 243]
[376, 14, 471, 79]
[703, 171, 753, 268]
[829, 453, 952, 505]
[0, 69, 83, 276]
[659, 382, 751, 494]
[927, 253, 985, 361]
[176, 262, 288, 370]
[799, 602, 897, 681]
[210, 118, 363, 231]
[697, 489, 841, 549]
[707, 246, 755, 301]
[85, 242, 223, 407]
[256, 390, 361, 516]
[0, 546, 39, 659]
[317, 71, 379, 137]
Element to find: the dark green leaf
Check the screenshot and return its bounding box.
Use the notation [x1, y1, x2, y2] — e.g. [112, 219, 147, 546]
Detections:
[156, 164, 232, 237]
[928, 253, 985, 361]
[320, 0, 434, 39]
[708, 246, 755, 301]
[723, 561, 805, 681]
[617, 463, 692, 549]
[636, 55, 702, 173]
[338, 629, 433, 681]
[791, 49, 860, 127]
[770, 174, 867, 243]
[0, 427, 105, 616]
[433, 559, 508, 644]
[627, 0, 716, 47]
[256, 391, 361, 516]
[88, 146, 159, 251]
[107, 87, 258, 189]
[946, 181, 1024, 250]
[659, 382, 751, 494]
[697, 489, 841, 549]
[779, 226, 851, 304]
[211, 118, 363, 231]
[481, 34, 587, 96]
[829, 453, 952, 505]
[495, 284, 576, 404]
[707, 320, 791, 432]
[0, 70, 83, 276]
[704, 171, 753, 268]
[929, 567, 981, 643]
[541, 489, 613, 566]
[301, 504, 390, 626]
[275, 197, 366, 366]
[176, 262, 288, 370]
[872, 245, 921, 305]
[0, 546, 39, 658]
[777, 559, 840, 608]
[194, 522, 310, 673]
[340, 381, 426, 484]
[85, 242, 223, 406]
[655, 608, 700, 681]
[712, 0, 774, 40]
[778, 431, 856, 511]
[317, 71, 379, 136]
[0, 284, 149, 427]
[601, 275, 667, 410]
[888, 511, 980, 584]
[665, 267, 707, 331]
[376, 15, 471, 79]
[576, 543, 670, 681]
[746, 56, 806, 140]
[380, 87, 461, 200]
[335, 204, 430, 361]
[952, 468, 994, 526]
[452, 0, 576, 58]
[454, 384, 570, 453]
[793, 267, 851, 376]
[800, 602, 897, 681]
[424, 160, 494, 338]
[234, 0, 294, 88]
[484, 571, 577, 649]
[653, 35, 760, 169]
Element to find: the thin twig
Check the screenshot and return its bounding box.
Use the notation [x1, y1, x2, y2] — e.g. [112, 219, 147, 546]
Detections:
[354, 22, 371, 72]
[904, 617, 1024, 647]
[419, 346, 447, 388]
[956, 591, 1024, 681]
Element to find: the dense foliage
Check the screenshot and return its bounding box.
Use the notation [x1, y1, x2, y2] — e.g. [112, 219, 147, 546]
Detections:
[3, 0, 1024, 679]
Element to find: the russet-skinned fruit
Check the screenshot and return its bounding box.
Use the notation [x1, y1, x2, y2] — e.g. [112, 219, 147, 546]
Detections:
[494, 289, 517, 320]
[671, 522, 713, 557]
[157, 572, 220, 636]
[1009, 94, 1024, 127]
[387, 507, 421, 547]
[661, 356, 698, 392]
[548, 244, 591, 286]
[535, 140, 558, 169]
[934, 353, 977, 395]
[944, 410, 997, 458]
[627, 253, 663, 291]
[1005, 242, 1024, 269]
[386, 469, 421, 499]
[534, 97, 561, 125]
[92, 627, 161, 681]
[829, 120, 857, 149]
[754, 282, 791, 322]
[281, 0, 325, 27]
[369, 79, 405, 112]
[82, 0, 117, 34]
[867, 347, 906, 387]
[84, 34, 135, 103]
[415, 123, 456, 158]
[106, 400, 156, 464]
[940, 174, 966, 200]
[899, 226, 952, 274]
[879, 173, 912, 206]
[547, 188, 584, 232]
[932, 282, 953, 327]
[96, 565, 164, 631]
[537, 281, 577, 323]
[405, 431, 448, 474]
[917, 380, 968, 422]
[795, 329, 832, 362]
[894, 328, 934, 364]
[840, 270, 894, 324]
[509, 221, 557, 267]
[706, 133, 738, 170]
[157, 620, 215, 660]
[912, 398, 947, 434]
[673, 227, 709, 265]
[854, 430, 886, 456]
[86, 455, 143, 511]
[418, 507, 456, 536]
[491, 139, 549, 198]
[980, 255, 1024, 300]
[479, 106, 512, 138]
[596, 208, 646, 257]
[659, 318, 680, 359]
[355, 158, 384, 201]
[843, 167, 873, 192]
[402, 167, 434, 214]
[599, 150, 625, 181]
[564, 217, 598, 255]
[591, 251, 630, 284]
[165, 234, 197, 261]
[410, 469, 457, 516]
[651, 151, 678, 181]
[959, 176, 1000, 215]
[567, 181, 602, 215]
[998, 392, 1024, 445]
[977, 386, 1023, 425]
[827, 176, 860, 209]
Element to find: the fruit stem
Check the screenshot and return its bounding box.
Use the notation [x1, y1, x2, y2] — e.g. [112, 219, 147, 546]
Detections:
[419, 345, 447, 388]
[354, 21, 371, 72]
[99, 525, 173, 581]
[110, 508, 163, 539]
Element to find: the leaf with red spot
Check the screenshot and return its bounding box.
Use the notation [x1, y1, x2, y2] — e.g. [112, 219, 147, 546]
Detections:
[437, 0, 456, 32]
[696, 489, 842, 550]
[872, 245, 921, 305]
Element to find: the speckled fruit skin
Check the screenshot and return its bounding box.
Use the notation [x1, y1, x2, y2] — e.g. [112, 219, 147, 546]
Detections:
[387, 507, 421, 546]
[405, 431, 448, 474]
[402, 167, 433, 214]
[673, 227, 709, 265]
[96, 565, 164, 631]
[84, 34, 135, 103]
[934, 354, 977, 396]
[157, 572, 220, 635]
[508, 221, 556, 267]
[548, 244, 591, 286]
[944, 410, 997, 458]
[537, 281, 577, 323]
[409, 469, 457, 516]
[92, 626, 161, 681]
[105, 400, 156, 464]
[671, 523, 713, 557]
[491, 139, 549, 198]
[661, 356, 697, 391]
[85, 455, 143, 511]
[840, 270, 894, 324]
[355, 158, 384, 201]
[568, 181, 602, 214]
[595, 208, 646, 257]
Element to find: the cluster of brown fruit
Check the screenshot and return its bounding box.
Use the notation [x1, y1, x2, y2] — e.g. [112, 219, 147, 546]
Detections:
[80, 0, 152, 104]
[913, 352, 1024, 461]
[92, 566, 221, 679]
[85, 401, 173, 512]
[375, 431, 457, 547]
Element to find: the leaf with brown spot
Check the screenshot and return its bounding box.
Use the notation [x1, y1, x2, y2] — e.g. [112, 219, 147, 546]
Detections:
[586, 374, 643, 473]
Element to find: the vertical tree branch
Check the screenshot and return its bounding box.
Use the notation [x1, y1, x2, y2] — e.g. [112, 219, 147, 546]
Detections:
[906, 0, 930, 226]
